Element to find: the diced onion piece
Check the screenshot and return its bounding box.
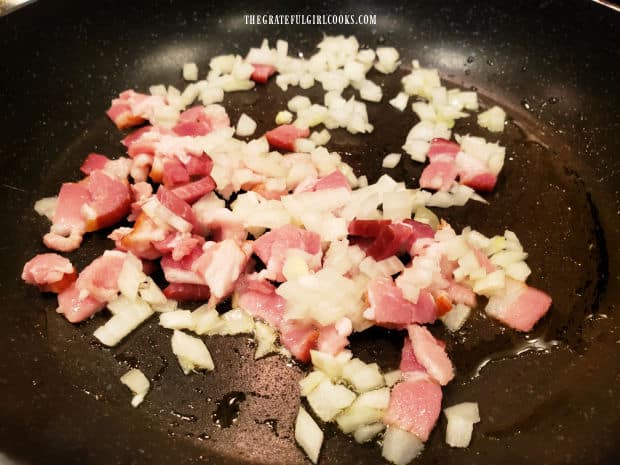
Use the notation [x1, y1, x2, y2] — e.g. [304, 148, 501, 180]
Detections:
[341, 358, 385, 393]
[310, 129, 331, 146]
[413, 207, 439, 230]
[490, 250, 528, 267]
[138, 277, 168, 307]
[295, 407, 324, 465]
[382, 426, 425, 465]
[384, 370, 402, 387]
[444, 402, 480, 448]
[199, 85, 224, 105]
[299, 370, 327, 397]
[504, 261, 531, 281]
[183, 62, 198, 81]
[485, 235, 507, 255]
[473, 270, 506, 297]
[389, 92, 409, 112]
[282, 253, 310, 281]
[171, 330, 214, 374]
[218, 308, 254, 335]
[236, 113, 257, 137]
[159, 310, 194, 330]
[288, 95, 312, 113]
[120, 368, 150, 408]
[441, 303, 471, 331]
[356, 387, 390, 410]
[117, 253, 145, 301]
[310, 350, 352, 380]
[34, 196, 57, 220]
[353, 422, 385, 443]
[306, 378, 356, 422]
[336, 400, 384, 433]
[382, 153, 402, 169]
[374, 47, 400, 74]
[94, 298, 154, 347]
[359, 79, 382, 102]
[275, 110, 293, 125]
[192, 305, 222, 335]
[477, 105, 506, 132]
[254, 321, 278, 359]
[149, 84, 167, 96]
[294, 138, 316, 153]
[383, 191, 414, 221]
[358, 175, 369, 187]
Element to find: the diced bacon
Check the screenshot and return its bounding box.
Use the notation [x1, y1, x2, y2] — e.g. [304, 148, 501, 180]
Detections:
[130, 154, 153, 183]
[313, 170, 352, 192]
[163, 283, 211, 301]
[402, 220, 436, 251]
[108, 227, 132, 250]
[173, 105, 230, 136]
[56, 282, 105, 323]
[407, 324, 454, 386]
[366, 223, 414, 261]
[253, 224, 322, 282]
[131, 181, 153, 203]
[202, 104, 231, 131]
[384, 378, 442, 442]
[195, 207, 246, 243]
[434, 291, 453, 316]
[162, 158, 190, 187]
[22, 253, 76, 293]
[485, 278, 552, 332]
[419, 161, 458, 191]
[399, 337, 427, 373]
[126, 128, 165, 158]
[447, 281, 477, 307]
[368, 278, 437, 327]
[122, 126, 154, 148]
[83, 171, 131, 232]
[193, 239, 249, 301]
[43, 182, 89, 252]
[455, 151, 497, 192]
[120, 213, 166, 260]
[427, 138, 460, 162]
[461, 172, 497, 192]
[265, 125, 310, 152]
[172, 176, 216, 204]
[80, 153, 109, 175]
[250, 64, 277, 84]
[348, 219, 392, 238]
[279, 320, 319, 362]
[160, 246, 204, 285]
[186, 155, 213, 178]
[156, 186, 199, 231]
[106, 90, 150, 129]
[152, 232, 205, 261]
[316, 323, 351, 355]
[235, 274, 286, 328]
[75, 250, 127, 303]
[173, 122, 211, 137]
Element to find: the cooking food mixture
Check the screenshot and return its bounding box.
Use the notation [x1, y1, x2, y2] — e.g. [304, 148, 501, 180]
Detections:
[21, 36, 552, 465]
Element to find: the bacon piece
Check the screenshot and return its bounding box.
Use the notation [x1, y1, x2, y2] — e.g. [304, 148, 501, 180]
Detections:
[43, 182, 89, 252]
[316, 323, 351, 355]
[427, 138, 460, 162]
[162, 158, 190, 187]
[120, 213, 166, 260]
[234, 274, 286, 328]
[384, 378, 442, 442]
[83, 171, 131, 232]
[172, 106, 211, 136]
[253, 224, 322, 282]
[455, 151, 497, 192]
[163, 283, 211, 301]
[22, 253, 76, 293]
[56, 282, 105, 323]
[106, 90, 151, 129]
[407, 324, 454, 386]
[250, 64, 277, 84]
[367, 278, 437, 327]
[186, 155, 213, 178]
[399, 337, 427, 373]
[366, 223, 414, 261]
[161, 246, 204, 285]
[434, 291, 453, 316]
[485, 278, 552, 332]
[156, 186, 199, 231]
[265, 125, 310, 152]
[195, 207, 246, 243]
[446, 281, 476, 307]
[122, 126, 154, 149]
[80, 153, 109, 175]
[172, 176, 216, 204]
[279, 320, 319, 362]
[313, 170, 352, 192]
[193, 240, 249, 301]
[461, 172, 497, 192]
[152, 232, 205, 261]
[75, 250, 126, 303]
[348, 219, 392, 238]
[419, 161, 458, 191]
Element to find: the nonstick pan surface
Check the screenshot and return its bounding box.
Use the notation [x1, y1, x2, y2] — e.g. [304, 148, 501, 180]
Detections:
[0, 1, 619, 465]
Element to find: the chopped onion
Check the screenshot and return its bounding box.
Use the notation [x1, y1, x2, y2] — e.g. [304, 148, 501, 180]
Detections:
[171, 330, 214, 374]
[444, 402, 480, 448]
[288, 95, 312, 113]
[94, 297, 154, 347]
[374, 47, 400, 74]
[382, 191, 414, 220]
[275, 110, 293, 125]
[306, 378, 356, 422]
[159, 310, 194, 330]
[236, 113, 257, 137]
[504, 261, 531, 281]
[382, 153, 402, 169]
[120, 368, 150, 407]
[477, 105, 506, 132]
[192, 305, 222, 335]
[353, 422, 385, 443]
[183, 62, 199, 81]
[299, 370, 327, 396]
[310, 350, 352, 380]
[117, 253, 145, 301]
[295, 407, 324, 464]
[473, 270, 506, 297]
[383, 370, 402, 387]
[441, 303, 471, 332]
[310, 129, 331, 146]
[218, 308, 254, 335]
[357, 175, 369, 187]
[490, 250, 528, 267]
[138, 277, 168, 308]
[149, 84, 167, 96]
[294, 138, 316, 153]
[382, 426, 425, 465]
[335, 400, 384, 433]
[253, 321, 278, 359]
[413, 206, 439, 230]
[359, 79, 382, 102]
[389, 92, 409, 112]
[341, 358, 385, 393]
[356, 387, 390, 410]
[34, 196, 57, 220]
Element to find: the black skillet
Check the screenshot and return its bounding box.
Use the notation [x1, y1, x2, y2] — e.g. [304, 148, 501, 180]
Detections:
[0, 1, 619, 464]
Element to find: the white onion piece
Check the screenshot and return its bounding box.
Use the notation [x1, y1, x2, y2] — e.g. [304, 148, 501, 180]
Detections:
[357, 175, 368, 187]
[336, 401, 384, 433]
[199, 85, 224, 105]
[341, 358, 385, 393]
[149, 84, 167, 96]
[504, 261, 532, 281]
[275, 110, 293, 124]
[295, 407, 324, 464]
[490, 250, 528, 267]
[359, 256, 405, 280]
[192, 306, 222, 335]
[382, 153, 402, 168]
[389, 92, 409, 111]
[288, 95, 312, 113]
[94, 298, 154, 347]
[477, 105, 506, 132]
[374, 47, 400, 74]
[356, 387, 390, 410]
[218, 308, 254, 335]
[117, 253, 145, 301]
[444, 402, 480, 448]
[34, 196, 57, 220]
[236, 113, 257, 136]
[182, 62, 198, 81]
[310, 350, 352, 380]
[307, 378, 356, 422]
[138, 277, 168, 307]
[382, 426, 425, 465]
[473, 269, 506, 297]
[353, 422, 385, 443]
[171, 330, 214, 374]
[441, 303, 472, 332]
[253, 321, 278, 359]
[359, 79, 382, 102]
[383, 191, 415, 221]
[159, 310, 194, 330]
[120, 369, 150, 407]
[310, 129, 331, 146]
[299, 370, 328, 397]
[384, 370, 402, 387]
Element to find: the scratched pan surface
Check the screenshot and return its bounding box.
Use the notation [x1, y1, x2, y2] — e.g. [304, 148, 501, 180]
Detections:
[0, 0, 619, 464]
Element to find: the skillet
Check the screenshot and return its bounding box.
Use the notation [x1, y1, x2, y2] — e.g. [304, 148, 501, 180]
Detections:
[0, 1, 619, 464]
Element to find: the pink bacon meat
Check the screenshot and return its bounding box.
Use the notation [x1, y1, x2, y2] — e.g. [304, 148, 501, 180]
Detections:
[22, 253, 76, 293]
